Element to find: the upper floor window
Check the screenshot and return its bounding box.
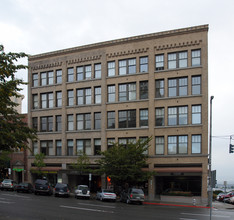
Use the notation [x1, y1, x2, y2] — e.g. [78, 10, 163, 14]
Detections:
[67, 140, 73, 156]
[67, 90, 74, 106]
[40, 116, 53, 132]
[32, 73, 38, 87]
[41, 72, 47, 86]
[192, 105, 201, 124]
[41, 92, 53, 109]
[168, 135, 188, 154]
[56, 140, 62, 156]
[94, 139, 101, 155]
[77, 113, 91, 130]
[155, 136, 164, 155]
[118, 138, 136, 147]
[107, 111, 115, 129]
[155, 54, 164, 71]
[76, 139, 91, 155]
[32, 94, 38, 109]
[168, 77, 188, 97]
[140, 81, 148, 100]
[107, 85, 115, 103]
[140, 56, 148, 73]
[77, 88, 91, 105]
[192, 76, 201, 95]
[155, 79, 164, 98]
[168, 106, 188, 126]
[94, 63, 101, 78]
[56, 91, 62, 107]
[119, 58, 136, 75]
[168, 51, 187, 69]
[56, 115, 62, 131]
[32, 117, 38, 130]
[67, 68, 74, 82]
[41, 140, 53, 156]
[77, 65, 92, 81]
[155, 107, 164, 126]
[67, 114, 74, 131]
[94, 112, 101, 130]
[119, 83, 136, 101]
[118, 110, 136, 128]
[192, 49, 201, 66]
[48, 71, 54, 85]
[107, 61, 115, 77]
[192, 135, 201, 154]
[94, 87, 101, 104]
[56, 70, 62, 84]
[140, 109, 148, 127]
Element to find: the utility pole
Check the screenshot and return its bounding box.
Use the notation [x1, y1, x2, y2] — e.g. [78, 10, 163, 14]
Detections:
[208, 96, 214, 220]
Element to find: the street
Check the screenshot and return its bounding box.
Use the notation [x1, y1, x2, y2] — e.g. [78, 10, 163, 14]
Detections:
[0, 191, 234, 220]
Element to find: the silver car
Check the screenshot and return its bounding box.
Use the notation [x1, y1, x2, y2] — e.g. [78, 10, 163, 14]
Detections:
[96, 189, 116, 202]
[1, 179, 17, 191]
[74, 185, 90, 199]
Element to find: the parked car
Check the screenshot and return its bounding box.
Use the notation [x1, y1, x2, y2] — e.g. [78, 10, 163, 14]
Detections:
[96, 189, 116, 202]
[15, 182, 34, 193]
[229, 196, 234, 204]
[223, 191, 234, 203]
[54, 183, 70, 197]
[120, 188, 145, 205]
[74, 185, 90, 199]
[34, 179, 53, 195]
[216, 192, 226, 201]
[1, 179, 17, 191]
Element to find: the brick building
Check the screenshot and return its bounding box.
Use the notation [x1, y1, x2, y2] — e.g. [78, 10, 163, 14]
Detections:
[27, 25, 209, 203]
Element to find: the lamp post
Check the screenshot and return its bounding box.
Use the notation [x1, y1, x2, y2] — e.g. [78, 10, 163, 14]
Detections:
[209, 95, 214, 220]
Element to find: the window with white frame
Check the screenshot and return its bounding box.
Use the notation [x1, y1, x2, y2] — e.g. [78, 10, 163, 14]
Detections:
[168, 135, 188, 154]
[118, 83, 136, 101]
[107, 61, 115, 77]
[155, 136, 164, 155]
[192, 75, 201, 95]
[192, 49, 201, 66]
[107, 85, 115, 102]
[155, 54, 164, 71]
[192, 105, 201, 124]
[168, 51, 188, 69]
[76, 139, 91, 155]
[140, 56, 148, 73]
[94, 87, 101, 104]
[192, 135, 201, 153]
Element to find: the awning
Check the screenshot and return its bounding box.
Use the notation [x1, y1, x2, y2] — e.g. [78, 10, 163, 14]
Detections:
[30, 167, 61, 174]
[13, 168, 24, 172]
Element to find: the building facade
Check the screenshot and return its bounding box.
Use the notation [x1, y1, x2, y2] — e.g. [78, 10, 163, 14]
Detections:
[27, 25, 209, 202]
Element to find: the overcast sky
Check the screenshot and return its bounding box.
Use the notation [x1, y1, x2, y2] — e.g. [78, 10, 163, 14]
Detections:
[1, 0, 234, 184]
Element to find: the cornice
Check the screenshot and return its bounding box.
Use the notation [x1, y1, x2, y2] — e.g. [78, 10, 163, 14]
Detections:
[106, 47, 149, 58]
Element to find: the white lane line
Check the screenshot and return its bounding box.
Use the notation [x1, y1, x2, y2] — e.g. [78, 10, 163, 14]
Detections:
[0, 201, 15, 204]
[180, 218, 197, 220]
[77, 202, 116, 209]
[60, 205, 114, 213]
[181, 212, 230, 218]
[1, 193, 30, 199]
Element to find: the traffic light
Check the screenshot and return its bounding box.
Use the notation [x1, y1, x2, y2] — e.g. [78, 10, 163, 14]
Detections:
[229, 144, 234, 153]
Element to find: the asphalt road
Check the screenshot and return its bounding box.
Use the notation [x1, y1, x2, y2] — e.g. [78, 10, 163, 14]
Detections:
[0, 191, 234, 220]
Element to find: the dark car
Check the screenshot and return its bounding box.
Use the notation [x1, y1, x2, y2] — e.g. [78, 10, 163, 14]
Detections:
[1, 179, 17, 191]
[15, 182, 34, 193]
[34, 179, 53, 195]
[120, 188, 145, 205]
[54, 183, 70, 197]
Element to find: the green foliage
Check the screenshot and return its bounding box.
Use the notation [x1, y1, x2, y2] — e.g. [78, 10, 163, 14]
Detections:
[0, 45, 37, 152]
[33, 153, 45, 176]
[72, 151, 91, 174]
[96, 137, 155, 187]
[0, 151, 11, 168]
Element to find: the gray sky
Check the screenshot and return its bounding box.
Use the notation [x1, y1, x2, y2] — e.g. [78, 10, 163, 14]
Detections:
[1, 0, 234, 184]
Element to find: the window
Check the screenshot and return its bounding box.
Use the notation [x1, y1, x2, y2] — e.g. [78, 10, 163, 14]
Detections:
[56, 70, 62, 84]
[139, 137, 148, 155]
[155, 79, 164, 98]
[168, 51, 187, 69]
[168, 106, 188, 126]
[40, 116, 53, 132]
[32, 73, 38, 87]
[107, 111, 115, 129]
[155, 107, 164, 126]
[140, 56, 148, 72]
[56, 115, 62, 131]
[76, 139, 91, 155]
[192, 105, 201, 124]
[67, 90, 74, 106]
[67, 114, 73, 131]
[32, 94, 38, 109]
[77, 88, 92, 105]
[168, 135, 188, 154]
[94, 139, 101, 155]
[41, 93, 53, 109]
[41, 72, 47, 86]
[192, 76, 201, 95]
[94, 112, 101, 130]
[67, 140, 73, 156]
[168, 77, 188, 97]
[48, 71, 53, 85]
[107, 138, 115, 149]
[107, 61, 115, 77]
[56, 91, 62, 107]
[67, 68, 74, 82]
[155, 54, 164, 71]
[85, 65, 92, 79]
[140, 109, 148, 127]
[56, 140, 62, 156]
[77, 113, 91, 130]
[140, 81, 148, 99]
[94, 87, 101, 104]
[118, 110, 136, 128]
[155, 136, 164, 155]
[33, 141, 38, 155]
[192, 135, 201, 153]
[107, 85, 115, 102]
[32, 117, 38, 130]
[192, 49, 201, 66]
[119, 58, 136, 75]
[77, 65, 92, 81]
[118, 138, 136, 147]
[41, 140, 53, 156]
[119, 83, 136, 101]
[94, 63, 101, 78]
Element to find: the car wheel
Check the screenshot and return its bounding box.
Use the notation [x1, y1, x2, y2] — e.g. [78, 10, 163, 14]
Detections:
[100, 197, 103, 201]
[126, 198, 131, 204]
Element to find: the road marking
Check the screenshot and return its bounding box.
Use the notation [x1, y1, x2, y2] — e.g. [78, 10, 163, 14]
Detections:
[77, 202, 116, 209]
[181, 212, 230, 218]
[1, 193, 30, 199]
[0, 200, 15, 204]
[180, 218, 197, 220]
[60, 205, 114, 213]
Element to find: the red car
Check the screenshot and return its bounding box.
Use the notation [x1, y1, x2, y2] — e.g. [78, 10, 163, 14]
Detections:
[219, 191, 234, 202]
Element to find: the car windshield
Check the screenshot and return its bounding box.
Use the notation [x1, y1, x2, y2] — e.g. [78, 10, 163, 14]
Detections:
[56, 184, 68, 189]
[131, 189, 144, 194]
[35, 180, 48, 185]
[3, 179, 11, 183]
[78, 186, 88, 190]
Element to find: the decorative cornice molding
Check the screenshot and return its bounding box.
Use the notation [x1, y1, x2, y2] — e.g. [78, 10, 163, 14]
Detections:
[67, 55, 102, 65]
[106, 48, 149, 58]
[155, 40, 202, 51]
[31, 62, 63, 71]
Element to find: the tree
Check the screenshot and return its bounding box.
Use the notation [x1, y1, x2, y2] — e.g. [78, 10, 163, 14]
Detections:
[0, 45, 37, 152]
[96, 137, 155, 188]
[72, 152, 91, 175]
[33, 153, 45, 177]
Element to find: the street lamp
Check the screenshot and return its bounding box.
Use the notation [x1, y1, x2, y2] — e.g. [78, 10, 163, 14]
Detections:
[209, 95, 214, 219]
